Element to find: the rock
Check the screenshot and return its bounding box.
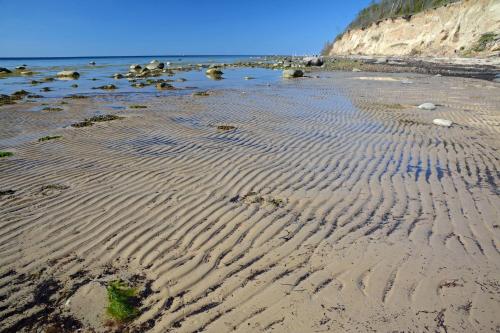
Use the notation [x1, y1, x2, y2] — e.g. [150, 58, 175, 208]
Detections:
[57, 71, 80, 78]
[21, 71, 34, 75]
[375, 57, 388, 64]
[71, 84, 78, 88]
[93, 84, 117, 90]
[89, 61, 96, 65]
[352, 68, 362, 72]
[129, 64, 141, 71]
[303, 57, 323, 67]
[146, 62, 164, 70]
[0, 67, 12, 74]
[132, 82, 145, 88]
[418, 103, 436, 110]
[156, 82, 174, 90]
[113, 73, 124, 79]
[244, 76, 255, 80]
[206, 68, 223, 76]
[283, 69, 304, 78]
[16, 66, 26, 70]
[433, 118, 453, 127]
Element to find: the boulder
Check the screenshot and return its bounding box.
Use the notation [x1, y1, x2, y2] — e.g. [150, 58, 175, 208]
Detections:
[303, 57, 323, 67]
[433, 119, 453, 127]
[0, 67, 12, 74]
[57, 71, 80, 78]
[283, 69, 303, 78]
[418, 103, 436, 110]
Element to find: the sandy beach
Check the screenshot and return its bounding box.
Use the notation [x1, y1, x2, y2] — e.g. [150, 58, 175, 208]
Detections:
[0, 70, 499, 332]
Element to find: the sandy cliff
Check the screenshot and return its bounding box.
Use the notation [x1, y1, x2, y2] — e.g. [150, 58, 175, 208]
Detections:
[329, 0, 500, 57]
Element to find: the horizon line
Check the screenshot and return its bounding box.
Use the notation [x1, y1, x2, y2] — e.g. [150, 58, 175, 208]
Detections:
[0, 54, 288, 60]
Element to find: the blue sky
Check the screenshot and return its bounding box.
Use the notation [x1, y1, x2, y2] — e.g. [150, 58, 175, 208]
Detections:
[0, 0, 372, 57]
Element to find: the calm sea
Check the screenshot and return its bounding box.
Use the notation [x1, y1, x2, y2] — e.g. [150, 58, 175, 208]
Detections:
[0, 55, 281, 97]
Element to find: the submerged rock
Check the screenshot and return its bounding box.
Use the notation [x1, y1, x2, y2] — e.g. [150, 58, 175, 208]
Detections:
[283, 69, 304, 78]
[113, 73, 124, 79]
[433, 118, 453, 127]
[93, 84, 117, 90]
[418, 103, 436, 110]
[57, 71, 80, 78]
[89, 61, 96, 65]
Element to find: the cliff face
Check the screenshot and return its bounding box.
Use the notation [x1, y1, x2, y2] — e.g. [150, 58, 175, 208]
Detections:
[329, 0, 500, 57]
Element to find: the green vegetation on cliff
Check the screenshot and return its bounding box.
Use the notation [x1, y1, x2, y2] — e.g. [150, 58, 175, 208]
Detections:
[322, 0, 460, 55]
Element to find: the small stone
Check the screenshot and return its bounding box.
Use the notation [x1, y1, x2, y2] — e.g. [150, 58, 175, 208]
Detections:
[89, 61, 96, 65]
[418, 103, 436, 110]
[433, 119, 453, 127]
[113, 73, 124, 79]
[352, 68, 362, 72]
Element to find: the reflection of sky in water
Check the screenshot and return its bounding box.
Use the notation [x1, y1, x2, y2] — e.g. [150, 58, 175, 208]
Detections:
[0, 55, 281, 96]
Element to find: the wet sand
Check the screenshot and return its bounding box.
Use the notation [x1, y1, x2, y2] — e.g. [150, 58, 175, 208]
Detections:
[0, 72, 499, 332]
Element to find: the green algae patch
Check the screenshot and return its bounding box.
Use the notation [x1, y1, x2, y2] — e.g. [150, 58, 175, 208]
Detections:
[38, 135, 62, 142]
[0, 151, 14, 158]
[106, 280, 139, 322]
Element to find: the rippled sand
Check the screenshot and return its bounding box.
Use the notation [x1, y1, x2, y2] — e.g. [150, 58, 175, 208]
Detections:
[1, 72, 499, 332]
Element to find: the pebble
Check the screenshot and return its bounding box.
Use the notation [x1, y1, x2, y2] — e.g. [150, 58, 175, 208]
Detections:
[418, 103, 436, 110]
[433, 119, 453, 127]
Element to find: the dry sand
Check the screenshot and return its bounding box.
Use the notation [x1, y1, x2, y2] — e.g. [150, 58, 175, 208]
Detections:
[0, 72, 499, 332]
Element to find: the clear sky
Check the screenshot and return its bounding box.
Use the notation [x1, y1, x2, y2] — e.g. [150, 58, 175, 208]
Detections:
[0, 0, 372, 57]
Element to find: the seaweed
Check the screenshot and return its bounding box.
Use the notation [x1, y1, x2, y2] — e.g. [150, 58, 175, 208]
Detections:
[0, 151, 14, 158]
[106, 280, 139, 322]
[38, 135, 62, 142]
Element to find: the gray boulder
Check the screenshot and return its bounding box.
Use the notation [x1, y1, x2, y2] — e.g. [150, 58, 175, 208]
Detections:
[303, 57, 323, 67]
